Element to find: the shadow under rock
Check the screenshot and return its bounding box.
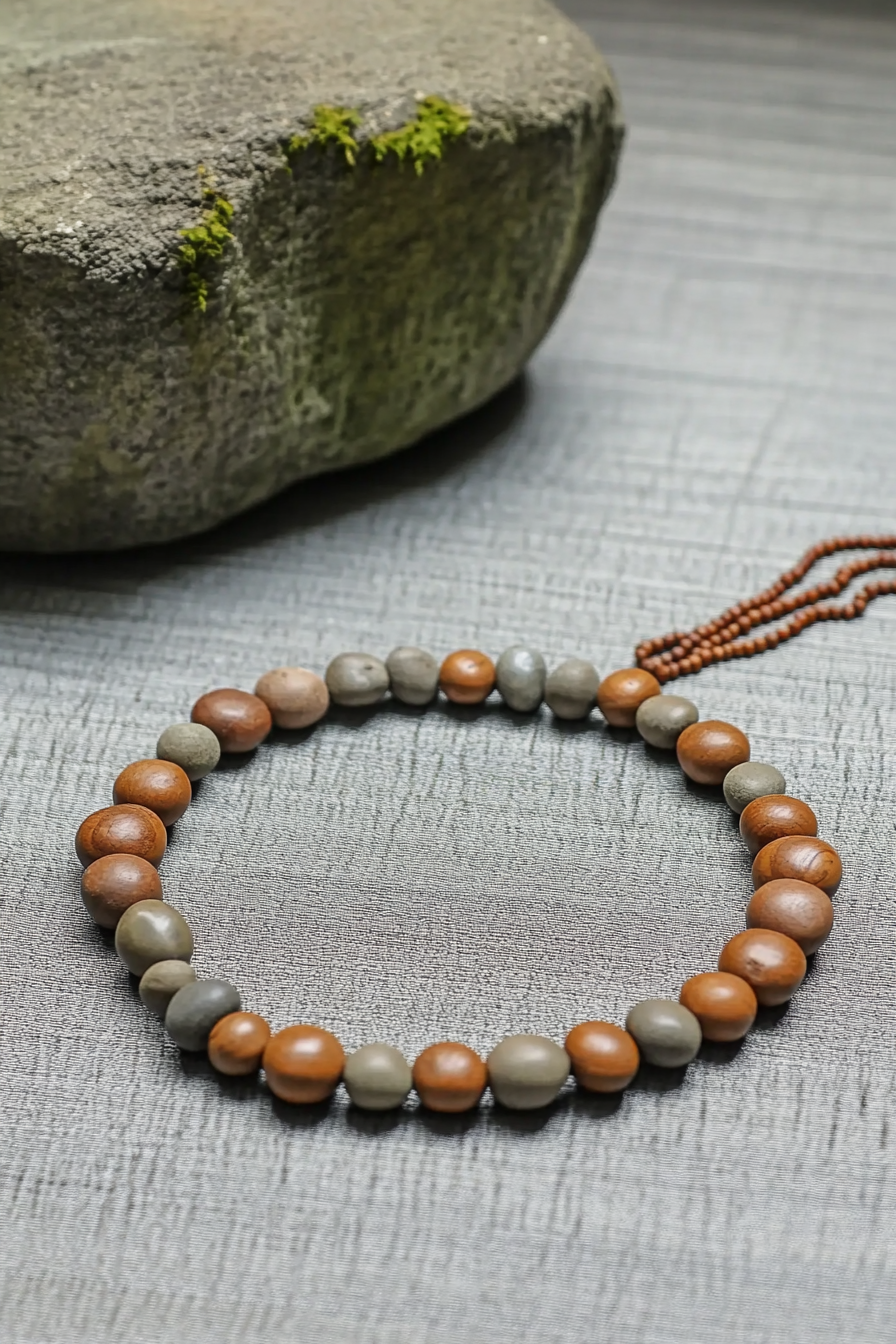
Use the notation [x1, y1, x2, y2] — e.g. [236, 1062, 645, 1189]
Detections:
[628, 1061, 689, 1094]
[0, 374, 529, 592]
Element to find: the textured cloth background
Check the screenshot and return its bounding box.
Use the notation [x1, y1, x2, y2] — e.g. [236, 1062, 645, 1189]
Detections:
[2, 2, 896, 1341]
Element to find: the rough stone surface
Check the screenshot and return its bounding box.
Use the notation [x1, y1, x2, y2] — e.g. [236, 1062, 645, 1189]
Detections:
[723, 761, 788, 814]
[0, 0, 623, 552]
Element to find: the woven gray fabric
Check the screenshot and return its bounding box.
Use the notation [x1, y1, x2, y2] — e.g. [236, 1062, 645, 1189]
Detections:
[2, 1, 896, 1340]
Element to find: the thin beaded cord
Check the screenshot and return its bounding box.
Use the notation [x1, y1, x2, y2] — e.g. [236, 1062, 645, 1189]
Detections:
[634, 534, 896, 682]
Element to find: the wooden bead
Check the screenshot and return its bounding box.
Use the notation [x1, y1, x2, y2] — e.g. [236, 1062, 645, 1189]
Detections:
[113, 759, 192, 827]
[75, 804, 167, 868]
[676, 720, 750, 786]
[746, 879, 834, 955]
[752, 834, 842, 895]
[412, 1041, 487, 1112]
[596, 668, 662, 727]
[191, 688, 272, 753]
[739, 794, 817, 857]
[718, 929, 807, 1006]
[208, 1012, 272, 1076]
[254, 666, 329, 729]
[564, 1021, 640, 1092]
[438, 650, 496, 705]
[679, 971, 757, 1042]
[80, 853, 162, 928]
[262, 1024, 345, 1104]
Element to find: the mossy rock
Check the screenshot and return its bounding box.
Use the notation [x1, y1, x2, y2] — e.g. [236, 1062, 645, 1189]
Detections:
[0, 0, 623, 551]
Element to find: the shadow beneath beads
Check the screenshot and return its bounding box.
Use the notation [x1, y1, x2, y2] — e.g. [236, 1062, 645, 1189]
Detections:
[488, 1101, 560, 1134]
[547, 714, 604, 739]
[178, 1051, 266, 1101]
[603, 725, 641, 748]
[751, 1001, 792, 1032]
[698, 1038, 744, 1065]
[567, 1088, 625, 1120]
[628, 1061, 688, 1093]
[414, 1106, 481, 1138]
[215, 750, 259, 773]
[270, 1094, 335, 1129]
[267, 723, 324, 750]
[346, 1104, 413, 1137]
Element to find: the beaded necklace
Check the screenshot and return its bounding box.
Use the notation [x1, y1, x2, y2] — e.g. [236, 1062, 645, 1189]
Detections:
[74, 535, 887, 1114]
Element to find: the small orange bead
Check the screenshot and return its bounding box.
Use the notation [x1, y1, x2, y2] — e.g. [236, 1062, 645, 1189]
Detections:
[746, 879, 834, 955]
[80, 853, 163, 928]
[676, 720, 750, 786]
[718, 928, 807, 1007]
[739, 795, 818, 857]
[209, 1012, 272, 1076]
[679, 971, 757, 1042]
[192, 688, 272, 753]
[412, 1041, 487, 1112]
[564, 1021, 640, 1092]
[438, 650, 496, 705]
[752, 834, 842, 895]
[263, 1024, 345, 1104]
[113, 759, 192, 827]
[596, 668, 662, 726]
[75, 804, 167, 868]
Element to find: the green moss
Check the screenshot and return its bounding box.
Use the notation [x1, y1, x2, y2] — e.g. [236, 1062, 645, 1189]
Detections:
[178, 186, 234, 313]
[287, 97, 471, 176]
[371, 96, 471, 175]
[288, 106, 361, 166]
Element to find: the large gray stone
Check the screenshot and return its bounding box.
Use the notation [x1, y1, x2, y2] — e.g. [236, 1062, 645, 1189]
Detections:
[0, 0, 623, 551]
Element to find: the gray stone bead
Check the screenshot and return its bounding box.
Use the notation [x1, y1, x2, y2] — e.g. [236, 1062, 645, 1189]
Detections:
[156, 722, 221, 781]
[544, 657, 599, 720]
[325, 652, 390, 707]
[114, 899, 193, 978]
[343, 1042, 413, 1110]
[625, 999, 702, 1068]
[165, 979, 242, 1052]
[635, 694, 699, 750]
[486, 1034, 570, 1110]
[385, 647, 439, 706]
[138, 959, 197, 1017]
[723, 761, 787, 814]
[495, 645, 547, 713]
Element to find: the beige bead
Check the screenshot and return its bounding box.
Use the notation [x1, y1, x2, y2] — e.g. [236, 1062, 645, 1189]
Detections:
[254, 666, 330, 729]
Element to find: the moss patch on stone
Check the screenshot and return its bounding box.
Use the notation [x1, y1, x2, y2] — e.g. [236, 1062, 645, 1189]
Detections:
[287, 106, 362, 166]
[371, 96, 471, 174]
[178, 184, 235, 313]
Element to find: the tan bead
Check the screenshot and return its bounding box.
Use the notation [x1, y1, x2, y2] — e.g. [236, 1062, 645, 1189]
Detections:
[438, 650, 496, 705]
[596, 668, 662, 727]
[191, 688, 272, 753]
[752, 834, 842, 895]
[75, 804, 167, 868]
[676, 720, 750, 786]
[739, 795, 817, 857]
[262, 1024, 345, 1104]
[254, 667, 330, 730]
[80, 853, 162, 928]
[113, 759, 192, 827]
[208, 1012, 272, 1076]
[412, 1041, 487, 1112]
[746, 879, 834, 955]
[679, 971, 757, 1042]
[718, 929, 807, 1007]
[564, 1021, 640, 1092]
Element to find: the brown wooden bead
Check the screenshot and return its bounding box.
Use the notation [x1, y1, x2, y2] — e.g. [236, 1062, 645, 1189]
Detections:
[191, 688, 272, 753]
[80, 853, 163, 928]
[679, 971, 757, 1042]
[564, 1021, 640, 1093]
[262, 1024, 345, 1103]
[438, 650, 496, 705]
[718, 928, 807, 1007]
[209, 1012, 272, 1076]
[752, 834, 842, 895]
[739, 795, 818, 857]
[254, 666, 330, 729]
[596, 668, 662, 727]
[676, 720, 750, 786]
[113, 759, 192, 827]
[75, 804, 167, 868]
[746, 879, 834, 955]
[412, 1041, 487, 1112]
